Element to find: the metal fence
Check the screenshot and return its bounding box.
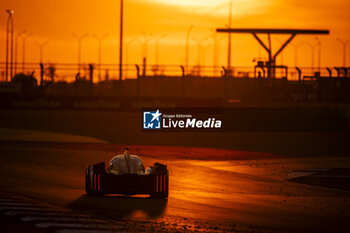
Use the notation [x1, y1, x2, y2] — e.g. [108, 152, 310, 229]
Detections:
[0, 62, 348, 83]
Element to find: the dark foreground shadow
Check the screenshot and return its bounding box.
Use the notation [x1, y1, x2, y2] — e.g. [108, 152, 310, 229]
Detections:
[67, 195, 168, 219]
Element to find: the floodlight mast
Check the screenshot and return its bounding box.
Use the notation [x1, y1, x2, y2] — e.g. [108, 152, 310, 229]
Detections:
[216, 28, 329, 79]
[119, 0, 124, 81]
[6, 9, 14, 81]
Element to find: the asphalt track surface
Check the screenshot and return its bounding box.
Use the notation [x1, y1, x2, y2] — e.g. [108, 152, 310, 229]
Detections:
[0, 111, 350, 232]
[0, 140, 350, 233]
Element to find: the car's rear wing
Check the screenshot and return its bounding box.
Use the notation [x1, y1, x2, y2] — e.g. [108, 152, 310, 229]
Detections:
[85, 162, 169, 198]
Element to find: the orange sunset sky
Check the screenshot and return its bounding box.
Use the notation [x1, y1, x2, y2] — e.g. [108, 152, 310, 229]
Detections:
[0, 0, 349, 76]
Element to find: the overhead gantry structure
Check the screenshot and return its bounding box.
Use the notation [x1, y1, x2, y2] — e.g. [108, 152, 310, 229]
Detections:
[216, 28, 329, 79]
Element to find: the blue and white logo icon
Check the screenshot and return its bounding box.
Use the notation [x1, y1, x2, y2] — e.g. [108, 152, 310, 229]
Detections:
[143, 109, 162, 129]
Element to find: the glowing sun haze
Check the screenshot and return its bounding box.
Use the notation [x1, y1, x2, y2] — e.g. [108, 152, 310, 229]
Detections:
[155, 0, 224, 7]
[0, 0, 349, 79]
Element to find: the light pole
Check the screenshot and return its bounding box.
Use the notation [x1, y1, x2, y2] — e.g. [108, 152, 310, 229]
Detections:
[152, 34, 167, 73]
[14, 30, 25, 76]
[274, 38, 284, 65]
[315, 37, 321, 71]
[119, 0, 124, 81]
[213, 32, 226, 76]
[73, 33, 89, 74]
[227, 0, 233, 71]
[142, 32, 152, 61]
[6, 9, 14, 81]
[141, 32, 152, 70]
[201, 45, 211, 74]
[185, 25, 194, 75]
[22, 33, 32, 73]
[93, 34, 108, 82]
[125, 38, 140, 78]
[213, 30, 218, 74]
[193, 36, 209, 76]
[35, 41, 49, 63]
[303, 42, 316, 74]
[337, 38, 350, 67]
[289, 42, 304, 67]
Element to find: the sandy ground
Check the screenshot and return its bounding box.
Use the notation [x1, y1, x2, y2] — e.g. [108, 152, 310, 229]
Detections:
[0, 142, 349, 233]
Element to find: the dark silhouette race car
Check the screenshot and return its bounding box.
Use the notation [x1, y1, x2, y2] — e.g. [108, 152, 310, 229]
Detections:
[85, 162, 169, 198]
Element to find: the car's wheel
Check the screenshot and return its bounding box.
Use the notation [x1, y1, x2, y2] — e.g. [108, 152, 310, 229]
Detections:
[85, 167, 92, 194]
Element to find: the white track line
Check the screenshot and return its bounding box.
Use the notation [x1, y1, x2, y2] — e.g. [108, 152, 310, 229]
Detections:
[0, 202, 39, 207]
[56, 229, 129, 233]
[21, 216, 106, 224]
[36, 222, 123, 230]
[4, 211, 86, 217]
[0, 206, 64, 211]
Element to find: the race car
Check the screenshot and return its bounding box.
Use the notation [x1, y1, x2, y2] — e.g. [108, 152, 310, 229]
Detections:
[85, 162, 169, 198]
